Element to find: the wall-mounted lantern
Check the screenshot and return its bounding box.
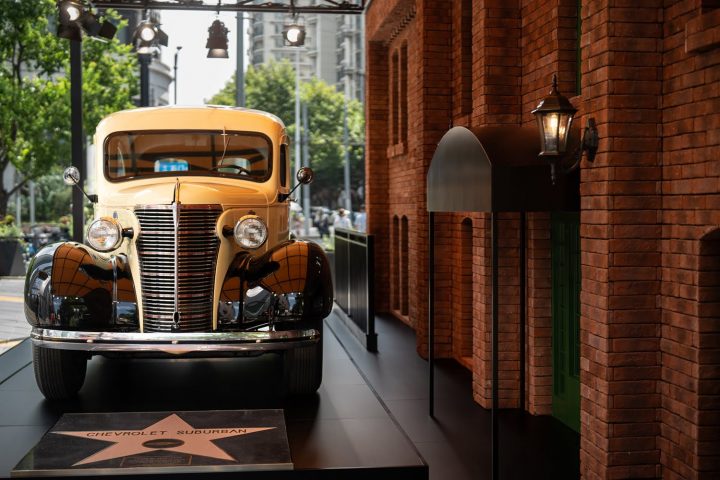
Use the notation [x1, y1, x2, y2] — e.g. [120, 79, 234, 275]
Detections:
[532, 75, 598, 184]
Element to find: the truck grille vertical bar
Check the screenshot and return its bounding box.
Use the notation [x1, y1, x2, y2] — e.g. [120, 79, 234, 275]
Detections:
[135, 205, 222, 332]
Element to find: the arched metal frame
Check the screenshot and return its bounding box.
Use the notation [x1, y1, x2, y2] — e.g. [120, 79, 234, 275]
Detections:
[91, 0, 366, 15]
[426, 125, 580, 480]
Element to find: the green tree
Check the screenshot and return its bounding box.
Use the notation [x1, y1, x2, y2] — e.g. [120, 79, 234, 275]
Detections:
[19, 172, 72, 223]
[209, 59, 296, 126]
[0, 0, 138, 216]
[209, 60, 365, 208]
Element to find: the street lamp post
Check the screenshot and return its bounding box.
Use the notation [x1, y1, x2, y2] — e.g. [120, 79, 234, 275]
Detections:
[343, 100, 352, 213]
[236, 13, 245, 107]
[294, 49, 301, 183]
[139, 53, 151, 107]
[70, 39, 84, 242]
[302, 102, 311, 236]
[173, 46, 182, 104]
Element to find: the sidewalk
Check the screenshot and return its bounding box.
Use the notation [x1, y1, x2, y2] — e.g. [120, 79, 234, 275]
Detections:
[0, 277, 28, 355]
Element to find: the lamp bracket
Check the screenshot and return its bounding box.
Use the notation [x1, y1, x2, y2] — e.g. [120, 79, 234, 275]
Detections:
[548, 117, 598, 184]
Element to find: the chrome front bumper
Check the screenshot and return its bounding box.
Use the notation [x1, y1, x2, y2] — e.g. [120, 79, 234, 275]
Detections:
[31, 328, 320, 355]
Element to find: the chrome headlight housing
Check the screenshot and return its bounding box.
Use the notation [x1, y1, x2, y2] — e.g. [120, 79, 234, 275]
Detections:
[234, 215, 267, 249]
[86, 217, 122, 252]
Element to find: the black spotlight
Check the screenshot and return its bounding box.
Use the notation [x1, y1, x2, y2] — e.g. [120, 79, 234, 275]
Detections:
[133, 19, 168, 54]
[206, 19, 229, 58]
[58, 0, 84, 25]
[56, 0, 117, 41]
[81, 13, 117, 40]
[57, 0, 83, 40]
[96, 20, 118, 40]
[282, 21, 305, 47]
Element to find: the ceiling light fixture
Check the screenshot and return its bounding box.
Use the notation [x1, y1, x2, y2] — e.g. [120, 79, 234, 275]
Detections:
[206, 19, 230, 58]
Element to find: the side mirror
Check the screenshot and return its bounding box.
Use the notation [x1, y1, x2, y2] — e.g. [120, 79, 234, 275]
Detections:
[279, 167, 315, 202]
[63, 166, 97, 203]
[296, 167, 314, 185]
[63, 166, 80, 186]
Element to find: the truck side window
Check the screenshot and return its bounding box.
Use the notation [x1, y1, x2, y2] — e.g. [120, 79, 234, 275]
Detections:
[280, 145, 288, 187]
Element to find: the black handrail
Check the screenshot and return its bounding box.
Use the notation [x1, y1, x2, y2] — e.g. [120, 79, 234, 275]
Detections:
[333, 228, 377, 351]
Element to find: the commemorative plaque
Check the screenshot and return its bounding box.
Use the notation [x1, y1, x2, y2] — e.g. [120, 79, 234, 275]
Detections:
[12, 409, 292, 477]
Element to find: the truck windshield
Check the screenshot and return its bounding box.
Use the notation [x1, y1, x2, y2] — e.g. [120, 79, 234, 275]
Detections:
[104, 131, 271, 182]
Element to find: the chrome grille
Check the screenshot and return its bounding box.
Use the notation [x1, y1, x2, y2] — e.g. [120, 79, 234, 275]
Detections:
[135, 205, 222, 332]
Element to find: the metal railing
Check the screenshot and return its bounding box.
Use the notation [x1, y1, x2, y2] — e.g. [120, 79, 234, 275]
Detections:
[334, 228, 376, 351]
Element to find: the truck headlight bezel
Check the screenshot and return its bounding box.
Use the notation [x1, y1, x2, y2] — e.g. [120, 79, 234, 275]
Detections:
[233, 215, 268, 250]
[86, 217, 123, 252]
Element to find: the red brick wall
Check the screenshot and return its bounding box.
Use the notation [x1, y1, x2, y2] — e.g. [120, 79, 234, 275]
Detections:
[661, 3, 720, 478]
[365, 0, 720, 478]
[579, 1, 663, 478]
[471, 0, 521, 127]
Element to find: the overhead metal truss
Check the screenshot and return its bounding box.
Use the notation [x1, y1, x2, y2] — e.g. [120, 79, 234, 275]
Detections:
[90, 0, 366, 15]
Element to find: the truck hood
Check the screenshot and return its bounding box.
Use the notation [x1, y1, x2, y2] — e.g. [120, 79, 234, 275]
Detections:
[102, 179, 273, 207]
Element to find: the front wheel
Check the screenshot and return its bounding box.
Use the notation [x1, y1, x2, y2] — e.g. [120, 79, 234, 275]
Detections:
[282, 339, 323, 395]
[32, 344, 87, 401]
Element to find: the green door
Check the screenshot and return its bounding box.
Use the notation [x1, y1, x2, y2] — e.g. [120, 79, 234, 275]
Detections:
[551, 212, 580, 432]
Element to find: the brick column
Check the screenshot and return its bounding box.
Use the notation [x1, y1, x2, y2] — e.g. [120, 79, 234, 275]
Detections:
[471, 0, 522, 127]
[579, 1, 663, 478]
[365, 40, 390, 313]
[526, 212, 552, 414]
[468, 0, 523, 408]
[413, 0, 453, 359]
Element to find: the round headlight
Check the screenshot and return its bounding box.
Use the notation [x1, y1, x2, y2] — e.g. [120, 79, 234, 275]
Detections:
[234, 216, 267, 249]
[86, 217, 122, 252]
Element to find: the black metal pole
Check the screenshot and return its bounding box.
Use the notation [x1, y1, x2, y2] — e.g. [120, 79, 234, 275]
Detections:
[428, 211, 435, 417]
[70, 39, 84, 243]
[173, 47, 182, 104]
[139, 53, 150, 107]
[236, 14, 245, 107]
[520, 211, 526, 410]
[491, 212, 499, 480]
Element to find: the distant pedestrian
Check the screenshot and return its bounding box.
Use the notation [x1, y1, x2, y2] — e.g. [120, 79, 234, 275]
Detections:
[319, 211, 330, 238]
[354, 205, 366, 232]
[333, 208, 352, 230]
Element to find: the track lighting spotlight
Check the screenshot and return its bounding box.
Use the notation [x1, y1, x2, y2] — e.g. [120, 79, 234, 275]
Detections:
[58, 0, 83, 25]
[283, 15, 306, 47]
[133, 19, 168, 54]
[56, 0, 117, 41]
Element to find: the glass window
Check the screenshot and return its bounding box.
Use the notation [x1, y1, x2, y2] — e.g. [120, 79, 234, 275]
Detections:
[105, 131, 272, 182]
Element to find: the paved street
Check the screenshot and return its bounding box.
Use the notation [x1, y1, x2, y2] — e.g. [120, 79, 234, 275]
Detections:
[0, 277, 28, 355]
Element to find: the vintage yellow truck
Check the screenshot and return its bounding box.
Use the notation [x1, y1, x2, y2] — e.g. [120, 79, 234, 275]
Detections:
[24, 106, 332, 400]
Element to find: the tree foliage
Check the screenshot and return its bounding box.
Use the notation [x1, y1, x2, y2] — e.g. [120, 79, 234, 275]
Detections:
[209, 60, 365, 208]
[0, 0, 138, 216]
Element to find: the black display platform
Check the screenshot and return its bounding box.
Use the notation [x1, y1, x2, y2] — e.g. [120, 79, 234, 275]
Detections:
[0, 319, 427, 479]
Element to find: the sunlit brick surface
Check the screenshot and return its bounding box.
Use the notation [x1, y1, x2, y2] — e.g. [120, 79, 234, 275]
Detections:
[366, 0, 720, 478]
